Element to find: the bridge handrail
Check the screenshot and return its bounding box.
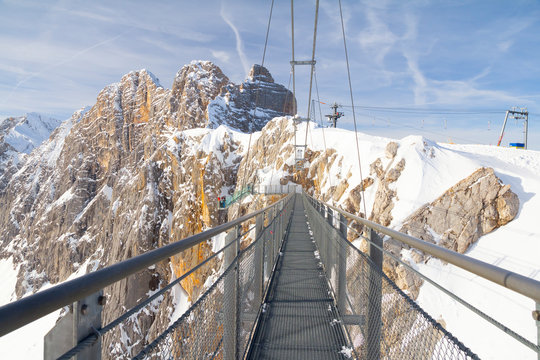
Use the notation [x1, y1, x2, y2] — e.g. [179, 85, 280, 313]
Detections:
[0, 193, 293, 337]
[304, 193, 540, 303]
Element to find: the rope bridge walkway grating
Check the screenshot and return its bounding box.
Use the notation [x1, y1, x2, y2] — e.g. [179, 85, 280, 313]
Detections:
[247, 196, 350, 359]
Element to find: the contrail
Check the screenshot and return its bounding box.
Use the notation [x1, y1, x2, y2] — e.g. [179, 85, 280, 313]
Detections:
[1, 32, 126, 107]
[220, 3, 250, 77]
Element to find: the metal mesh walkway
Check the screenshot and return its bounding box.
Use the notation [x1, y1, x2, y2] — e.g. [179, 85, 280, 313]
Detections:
[248, 196, 350, 359]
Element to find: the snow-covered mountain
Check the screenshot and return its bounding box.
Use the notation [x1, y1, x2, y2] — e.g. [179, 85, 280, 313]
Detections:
[0, 61, 293, 358]
[0, 61, 538, 359]
[0, 112, 62, 190]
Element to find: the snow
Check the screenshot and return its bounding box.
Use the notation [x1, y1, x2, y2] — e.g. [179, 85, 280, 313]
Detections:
[168, 263, 190, 326]
[3, 113, 62, 154]
[0, 257, 18, 306]
[102, 185, 113, 201]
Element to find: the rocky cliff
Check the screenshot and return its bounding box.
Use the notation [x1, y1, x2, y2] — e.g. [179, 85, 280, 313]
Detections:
[0, 62, 293, 357]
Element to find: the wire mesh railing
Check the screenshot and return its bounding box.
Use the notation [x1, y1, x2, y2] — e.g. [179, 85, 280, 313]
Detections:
[133, 196, 293, 359]
[303, 194, 479, 360]
[0, 193, 293, 360]
[252, 184, 301, 195]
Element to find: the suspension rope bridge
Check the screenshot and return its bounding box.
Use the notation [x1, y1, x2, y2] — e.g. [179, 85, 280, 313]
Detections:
[0, 1, 539, 359]
[1, 192, 539, 359]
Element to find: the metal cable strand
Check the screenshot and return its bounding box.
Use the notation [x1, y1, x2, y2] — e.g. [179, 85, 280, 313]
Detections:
[337, 0, 367, 218]
[313, 68, 332, 189]
[241, 0, 275, 189]
[291, 0, 296, 107]
[303, 0, 320, 148]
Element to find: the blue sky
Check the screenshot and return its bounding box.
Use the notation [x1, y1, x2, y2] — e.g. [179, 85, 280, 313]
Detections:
[1, 0, 539, 149]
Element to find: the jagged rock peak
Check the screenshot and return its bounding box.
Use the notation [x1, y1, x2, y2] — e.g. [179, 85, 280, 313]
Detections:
[121, 69, 162, 87]
[173, 60, 229, 89]
[84, 60, 293, 133]
[248, 64, 274, 83]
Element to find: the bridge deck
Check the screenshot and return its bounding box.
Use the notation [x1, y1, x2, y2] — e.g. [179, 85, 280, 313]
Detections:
[248, 195, 349, 359]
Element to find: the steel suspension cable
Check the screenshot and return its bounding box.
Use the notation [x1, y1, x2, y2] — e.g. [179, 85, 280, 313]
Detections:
[241, 0, 275, 190]
[269, 70, 294, 186]
[338, 0, 367, 218]
[290, 0, 296, 107]
[313, 68, 332, 189]
[291, 0, 298, 180]
[303, 0, 320, 148]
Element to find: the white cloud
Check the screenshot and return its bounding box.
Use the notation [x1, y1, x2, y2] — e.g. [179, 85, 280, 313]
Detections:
[497, 40, 512, 52]
[220, 2, 250, 76]
[211, 50, 231, 64]
[358, 7, 398, 64]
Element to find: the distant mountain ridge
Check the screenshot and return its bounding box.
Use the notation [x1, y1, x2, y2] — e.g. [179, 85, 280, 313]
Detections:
[0, 112, 62, 191]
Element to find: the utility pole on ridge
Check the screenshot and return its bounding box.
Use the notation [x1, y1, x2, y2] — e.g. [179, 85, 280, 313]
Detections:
[325, 102, 344, 128]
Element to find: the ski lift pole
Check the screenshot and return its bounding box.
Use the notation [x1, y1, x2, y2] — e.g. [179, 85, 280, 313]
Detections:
[497, 110, 509, 146]
[524, 112, 529, 150]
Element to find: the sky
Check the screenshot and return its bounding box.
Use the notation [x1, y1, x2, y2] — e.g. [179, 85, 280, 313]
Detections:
[1, 0, 540, 149]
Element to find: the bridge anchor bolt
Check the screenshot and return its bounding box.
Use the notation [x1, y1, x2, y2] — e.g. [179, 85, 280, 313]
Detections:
[98, 295, 107, 306]
[532, 310, 540, 321]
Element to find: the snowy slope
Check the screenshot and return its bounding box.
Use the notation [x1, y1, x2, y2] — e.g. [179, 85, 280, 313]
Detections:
[412, 143, 540, 360]
[1, 113, 61, 154]
[0, 113, 62, 189]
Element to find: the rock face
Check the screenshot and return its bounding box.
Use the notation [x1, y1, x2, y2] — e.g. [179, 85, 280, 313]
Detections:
[0, 69, 521, 357]
[401, 167, 519, 254]
[0, 62, 293, 358]
[208, 64, 296, 132]
[168, 61, 230, 129]
[383, 167, 519, 298]
[369, 142, 404, 227]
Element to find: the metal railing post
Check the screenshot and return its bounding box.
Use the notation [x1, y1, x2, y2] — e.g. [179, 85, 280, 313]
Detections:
[223, 226, 239, 360]
[272, 206, 278, 260]
[254, 213, 264, 305]
[337, 213, 347, 315]
[44, 291, 104, 360]
[264, 211, 272, 285]
[535, 301, 540, 360]
[367, 228, 382, 360]
[278, 202, 283, 245]
[326, 207, 333, 272]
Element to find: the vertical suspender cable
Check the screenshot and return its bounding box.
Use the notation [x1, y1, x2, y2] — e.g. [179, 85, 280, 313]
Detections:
[338, 0, 367, 217]
[241, 0, 275, 190]
[314, 68, 333, 189]
[304, 0, 320, 148]
[291, 0, 298, 170]
[314, 69, 327, 150]
[291, 0, 296, 108]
